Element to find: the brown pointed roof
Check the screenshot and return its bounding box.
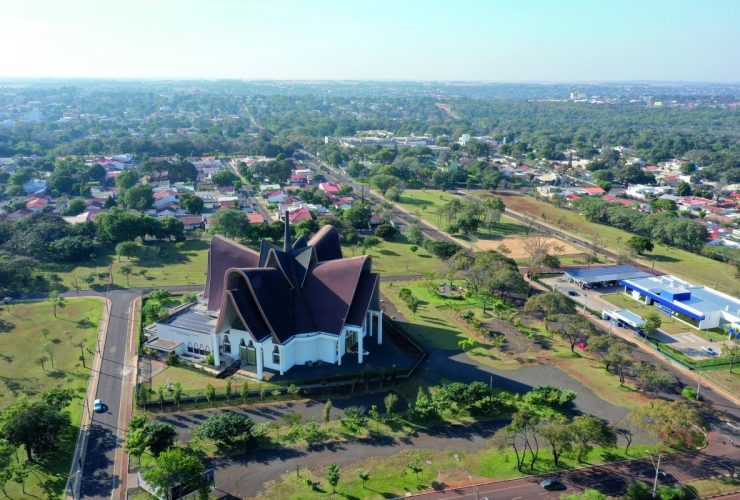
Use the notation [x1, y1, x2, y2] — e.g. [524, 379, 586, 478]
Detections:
[308, 225, 343, 262]
[207, 223, 378, 343]
[204, 236, 259, 312]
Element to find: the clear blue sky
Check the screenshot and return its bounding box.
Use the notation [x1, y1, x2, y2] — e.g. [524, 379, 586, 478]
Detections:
[2, 0, 738, 82]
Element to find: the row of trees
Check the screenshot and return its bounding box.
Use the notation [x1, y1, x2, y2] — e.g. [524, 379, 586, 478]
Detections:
[575, 197, 708, 252]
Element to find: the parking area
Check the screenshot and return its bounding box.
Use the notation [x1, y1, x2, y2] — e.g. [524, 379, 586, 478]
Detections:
[541, 274, 733, 361]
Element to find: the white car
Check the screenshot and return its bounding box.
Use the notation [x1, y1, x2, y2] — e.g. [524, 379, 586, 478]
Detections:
[702, 346, 719, 356]
[2, 297, 12, 304]
[93, 399, 104, 412]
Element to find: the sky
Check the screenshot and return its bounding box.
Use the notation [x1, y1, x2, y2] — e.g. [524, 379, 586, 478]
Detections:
[1, 0, 738, 82]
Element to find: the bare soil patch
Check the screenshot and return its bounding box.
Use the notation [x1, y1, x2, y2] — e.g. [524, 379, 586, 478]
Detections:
[474, 236, 580, 258]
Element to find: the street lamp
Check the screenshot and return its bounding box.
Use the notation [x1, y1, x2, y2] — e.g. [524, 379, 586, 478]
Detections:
[646, 452, 662, 498]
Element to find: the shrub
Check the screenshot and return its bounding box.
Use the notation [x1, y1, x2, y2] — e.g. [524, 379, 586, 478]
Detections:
[363, 236, 380, 247]
[523, 385, 577, 408]
[681, 386, 698, 400]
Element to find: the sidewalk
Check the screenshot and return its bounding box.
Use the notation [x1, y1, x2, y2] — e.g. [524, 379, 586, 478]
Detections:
[65, 296, 112, 500]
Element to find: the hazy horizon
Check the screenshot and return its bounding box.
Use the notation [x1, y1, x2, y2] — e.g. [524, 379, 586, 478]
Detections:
[2, 0, 739, 82]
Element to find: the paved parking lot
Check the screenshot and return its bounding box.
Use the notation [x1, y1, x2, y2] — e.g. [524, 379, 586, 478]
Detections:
[541, 275, 733, 361]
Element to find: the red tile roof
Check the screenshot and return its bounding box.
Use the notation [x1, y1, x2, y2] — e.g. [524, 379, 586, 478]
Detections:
[289, 207, 312, 223]
[582, 187, 606, 195]
[246, 213, 265, 224]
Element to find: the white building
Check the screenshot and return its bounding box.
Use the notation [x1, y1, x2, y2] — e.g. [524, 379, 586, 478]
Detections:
[145, 218, 383, 380]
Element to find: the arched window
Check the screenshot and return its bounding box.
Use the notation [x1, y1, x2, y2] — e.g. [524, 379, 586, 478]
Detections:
[205, 345, 211, 353]
[223, 335, 231, 354]
[199, 344, 205, 355]
[187, 342, 193, 353]
[272, 345, 280, 365]
[240, 338, 247, 348]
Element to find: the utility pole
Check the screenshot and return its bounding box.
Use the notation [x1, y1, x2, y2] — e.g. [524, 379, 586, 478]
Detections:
[650, 453, 662, 498]
[696, 371, 703, 400]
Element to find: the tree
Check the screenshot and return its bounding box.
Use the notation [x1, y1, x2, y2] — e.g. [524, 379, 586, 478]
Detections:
[205, 384, 215, 406]
[47, 290, 66, 318]
[627, 236, 654, 255]
[143, 448, 210, 500]
[115, 170, 138, 190]
[412, 386, 436, 420]
[195, 412, 255, 451]
[628, 400, 705, 449]
[523, 292, 575, 323]
[523, 385, 577, 408]
[357, 469, 370, 488]
[211, 171, 240, 186]
[173, 382, 183, 410]
[538, 415, 573, 466]
[326, 463, 340, 493]
[120, 264, 133, 286]
[145, 423, 178, 457]
[343, 201, 373, 229]
[322, 399, 332, 423]
[677, 181, 692, 197]
[62, 198, 87, 216]
[384, 393, 399, 417]
[405, 223, 424, 246]
[124, 184, 154, 211]
[115, 241, 139, 261]
[570, 415, 616, 462]
[36, 355, 48, 372]
[42, 386, 74, 411]
[561, 490, 607, 500]
[180, 193, 205, 214]
[406, 455, 423, 480]
[209, 209, 248, 240]
[0, 400, 69, 461]
[125, 426, 148, 463]
[641, 312, 662, 338]
[633, 361, 674, 396]
[241, 381, 249, 402]
[551, 314, 594, 352]
[374, 223, 397, 240]
[721, 337, 740, 373]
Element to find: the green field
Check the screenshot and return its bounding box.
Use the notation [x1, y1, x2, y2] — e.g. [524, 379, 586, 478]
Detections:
[500, 194, 739, 295]
[398, 189, 531, 239]
[0, 298, 104, 498]
[44, 239, 209, 291]
[261, 443, 657, 499]
[343, 238, 445, 277]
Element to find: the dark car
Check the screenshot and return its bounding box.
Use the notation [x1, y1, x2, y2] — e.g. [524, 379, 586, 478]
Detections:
[567, 291, 578, 297]
[539, 478, 566, 491]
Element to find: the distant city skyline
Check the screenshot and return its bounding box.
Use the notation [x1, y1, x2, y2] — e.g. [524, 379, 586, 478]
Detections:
[2, 0, 738, 82]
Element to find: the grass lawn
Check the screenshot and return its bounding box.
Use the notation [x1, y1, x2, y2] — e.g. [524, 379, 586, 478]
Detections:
[43, 239, 209, 291]
[684, 476, 740, 498]
[382, 281, 650, 411]
[341, 238, 446, 277]
[0, 298, 104, 499]
[499, 194, 739, 296]
[601, 293, 695, 336]
[703, 368, 740, 399]
[260, 443, 657, 499]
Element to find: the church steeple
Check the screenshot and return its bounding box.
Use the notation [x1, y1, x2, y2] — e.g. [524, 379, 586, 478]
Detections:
[283, 210, 291, 252]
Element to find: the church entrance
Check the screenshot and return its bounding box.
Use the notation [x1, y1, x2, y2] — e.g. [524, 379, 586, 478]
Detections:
[239, 339, 256, 365]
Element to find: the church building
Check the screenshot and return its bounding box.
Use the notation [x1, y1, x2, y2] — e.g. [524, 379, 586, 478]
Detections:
[145, 215, 383, 380]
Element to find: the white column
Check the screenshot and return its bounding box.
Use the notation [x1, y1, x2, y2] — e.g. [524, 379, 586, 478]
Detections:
[336, 339, 342, 366]
[212, 334, 221, 367]
[358, 329, 364, 364]
[377, 310, 383, 345]
[278, 345, 285, 375]
[256, 345, 264, 380]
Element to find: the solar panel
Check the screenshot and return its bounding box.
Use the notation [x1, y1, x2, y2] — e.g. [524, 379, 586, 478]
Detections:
[564, 265, 653, 284]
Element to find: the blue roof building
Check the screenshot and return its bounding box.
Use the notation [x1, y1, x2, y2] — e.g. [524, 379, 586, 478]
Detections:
[619, 274, 740, 331]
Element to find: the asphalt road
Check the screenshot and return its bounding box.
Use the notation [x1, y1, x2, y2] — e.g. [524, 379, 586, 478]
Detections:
[71, 285, 200, 499]
[79, 289, 138, 499]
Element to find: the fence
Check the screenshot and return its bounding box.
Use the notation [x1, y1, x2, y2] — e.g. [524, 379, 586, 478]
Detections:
[137, 317, 426, 412]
